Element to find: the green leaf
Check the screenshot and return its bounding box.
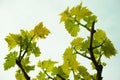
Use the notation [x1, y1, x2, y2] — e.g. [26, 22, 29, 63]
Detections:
[38, 59, 57, 72]
[61, 62, 70, 75]
[34, 22, 50, 39]
[102, 39, 117, 58]
[102, 62, 107, 66]
[70, 3, 82, 16]
[4, 51, 18, 70]
[78, 66, 92, 79]
[63, 47, 80, 72]
[24, 65, 35, 73]
[21, 57, 35, 73]
[65, 20, 80, 36]
[52, 66, 69, 79]
[5, 33, 21, 50]
[71, 37, 84, 50]
[60, 7, 69, 22]
[84, 15, 97, 28]
[80, 37, 90, 54]
[32, 47, 41, 57]
[70, 3, 92, 21]
[15, 70, 26, 80]
[37, 72, 46, 80]
[94, 29, 106, 43]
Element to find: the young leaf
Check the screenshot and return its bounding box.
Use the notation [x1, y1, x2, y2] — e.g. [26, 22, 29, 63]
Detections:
[63, 47, 80, 72]
[94, 29, 106, 43]
[65, 20, 80, 36]
[71, 37, 84, 50]
[21, 57, 35, 73]
[37, 72, 46, 80]
[61, 62, 70, 75]
[5, 33, 21, 50]
[15, 70, 26, 80]
[84, 15, 97, 28]
[52, 66, 69, 79]
[4, 51, 18, 70]
[38, 59, 57, 72]
[70, 3, 82, 16]
[60, 7, 69, 22]
[78, 66, 92, 79]
[34, 22, 50, 39]
[70, 3, 92, 21]
[32, 47, 41, 57]
[102, 39, 117, 58]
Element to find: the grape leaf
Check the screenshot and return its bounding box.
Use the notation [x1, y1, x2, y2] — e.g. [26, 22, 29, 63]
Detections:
[21, 57, 35, 73]
[63, 47, 80, 72]
[37, 59, 57, 72]
[5, 33, 21, 50]
[60, 7, 69, 22]
[94, 29, 106, 43]
[84, 15, 97, 28]
[61, 62, 70, 75]
[37, 72, 46, 80]
[70, 3, 92, 21]
[34, 22, 50, 39]
[15, 70, 26, 80]
[65, 20, 80, 36]
[71, 37, 84, 50]
[102, 39, 117, 58]
[70, 3, 82, 16]
[32, 47, 41, 57]
[78, 66, 92, 79]
[52, 66, 69, 79]
[4, 51, 18, 70]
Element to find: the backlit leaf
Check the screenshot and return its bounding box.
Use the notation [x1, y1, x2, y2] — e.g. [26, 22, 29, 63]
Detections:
[32, 47, 41, 57]
[84, 15, 97, 28]
[5, 33, 21, 50]
[65, 20, 80, 36]
[21, 57, 35, 73]
[76, 6, 92, 21]
[37, 72, 46, 80]
[71, 37, 84, 50]
[78, 66, 92, 79]
[63, 47, 80, 72]
[70, 3, 82, 16]
[70, 3, 92, 21]
[61, 62, 70, 75]
[34, 22, 50, 39]
[38, 59, 57, 72]
[94, 29, 106, 43]
[4, 51, 18, 70]
[52, 66, 69, 79]
[15, 70, 26, 80]
[60, 7, 69, 22]
[102, 39, 117, 58]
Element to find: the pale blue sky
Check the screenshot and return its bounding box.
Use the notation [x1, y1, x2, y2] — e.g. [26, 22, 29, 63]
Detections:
[0, 0, 120, 80]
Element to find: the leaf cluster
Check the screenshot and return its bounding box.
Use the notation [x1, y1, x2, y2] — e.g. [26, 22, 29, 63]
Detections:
[3, 2, 117, 80]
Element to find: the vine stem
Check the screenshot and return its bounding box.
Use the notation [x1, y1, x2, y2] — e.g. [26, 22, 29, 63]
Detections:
[16, 59, 30, 80]
[88, 22, 103, 80]
[16, 35, 36, 80]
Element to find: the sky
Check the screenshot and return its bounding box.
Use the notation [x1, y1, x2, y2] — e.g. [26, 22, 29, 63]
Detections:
[0, 0, 120, 80]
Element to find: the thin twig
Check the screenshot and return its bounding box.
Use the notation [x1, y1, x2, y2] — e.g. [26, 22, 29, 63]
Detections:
[93, 38, 106, 49]
[75, 19, 91, 31]
[44, 70, 54, 80]
[73, 47, 91, 60]
[57, 74, 66, 80]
